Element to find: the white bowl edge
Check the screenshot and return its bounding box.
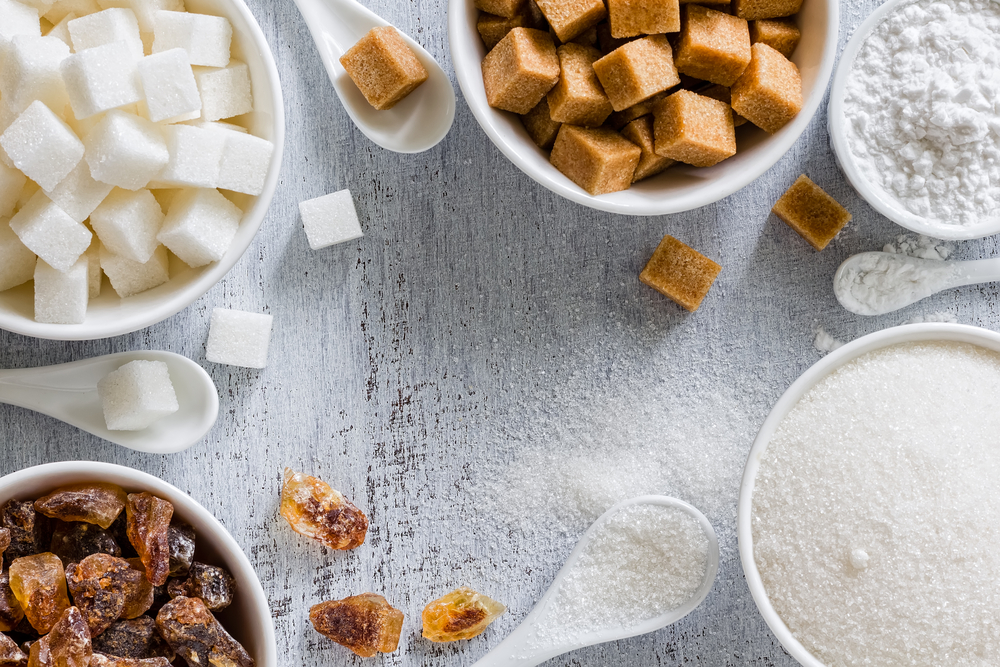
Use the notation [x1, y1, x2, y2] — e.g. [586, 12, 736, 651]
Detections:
[736, 322, 1000, 667]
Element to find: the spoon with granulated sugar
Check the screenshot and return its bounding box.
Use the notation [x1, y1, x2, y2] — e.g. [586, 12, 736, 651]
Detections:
[833, 252, 1000, 316]
[291, 0, 456, 153]
[0, 351, 218, 454]
[473, 496, 719, 667]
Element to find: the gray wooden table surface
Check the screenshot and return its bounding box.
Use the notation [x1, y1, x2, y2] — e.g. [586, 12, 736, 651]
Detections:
[4, 0, 999, 664]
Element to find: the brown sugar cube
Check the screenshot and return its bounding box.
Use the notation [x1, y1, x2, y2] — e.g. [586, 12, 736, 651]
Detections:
[674, 5, 751, 87]
[639, 235, 721, 311]
[550, 125, 641, 194]
[339, 27, 429, 110]
[569, 25, 599, 47]
[679, 0, 732, 5]
[593, 35, 680, 111]
[621, 115, 674, 182]
[475, 0, 526, 19]
[772, 175, 852, 251]
[521, 97, 562, 148]
[547, 44, 613, 127]
[597, 23, 632, 54]
[653, 89, 736, 167]
[731, 42, 802, 133]
[698, 84, 748, 126]
[607, 0, 680, 38]
[482, 28, 561, 114]
[733, 0, 802, 20]
[478, 5, 547, 51]
[535, 0, 607, 42]
[606, 90, 667, 129]
[749, 18, 800, 58]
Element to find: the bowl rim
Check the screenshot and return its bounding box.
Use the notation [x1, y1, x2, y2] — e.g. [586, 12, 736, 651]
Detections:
[447, 0, 840, 216]
[827, 0, 1000, 241]
[736, 322, 1000, 667]
[0, 0, 287, 341]
[0, 460, 278, 666]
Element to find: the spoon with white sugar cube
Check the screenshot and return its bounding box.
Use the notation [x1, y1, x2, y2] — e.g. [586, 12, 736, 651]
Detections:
[0, 351, 218, 454]
[473, 496, 720, 667]
[290, 0, 456, 153]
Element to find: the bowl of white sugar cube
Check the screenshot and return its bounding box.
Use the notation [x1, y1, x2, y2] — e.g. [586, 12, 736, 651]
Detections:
[0, 0, 284, 340]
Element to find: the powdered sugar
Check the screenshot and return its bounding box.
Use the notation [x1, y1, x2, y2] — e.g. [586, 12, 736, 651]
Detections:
[844, 0, 1000, 228]
[834, 251, 958, 315]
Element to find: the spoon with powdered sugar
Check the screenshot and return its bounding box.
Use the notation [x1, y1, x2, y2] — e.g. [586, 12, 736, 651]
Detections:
[473, 496, 719, 667]
[0, 351, 218, 454]
[833, 252, 1000, 316]
[291, 0, 456, 153]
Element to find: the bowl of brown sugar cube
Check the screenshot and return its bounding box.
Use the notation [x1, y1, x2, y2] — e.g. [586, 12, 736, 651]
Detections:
[0, 0, 284, 340]
[0, 460, 276, 666]
[449, 0, 838, 215]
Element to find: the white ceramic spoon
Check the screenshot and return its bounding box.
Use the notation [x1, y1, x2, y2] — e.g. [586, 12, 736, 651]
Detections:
[473, 496, 720, 667]
[291, 0, 456, 153]
[0, 351, 218, 455]
[832, 252, 1000, 316]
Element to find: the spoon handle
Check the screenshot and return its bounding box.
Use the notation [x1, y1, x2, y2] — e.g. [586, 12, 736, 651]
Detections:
[0, 369, 93, 417]
[949, 257, 1000, 287]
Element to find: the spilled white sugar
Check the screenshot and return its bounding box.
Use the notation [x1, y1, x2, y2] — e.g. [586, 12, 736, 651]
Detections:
[532, 504, 709, 647]
[752, 341, 1000, 666]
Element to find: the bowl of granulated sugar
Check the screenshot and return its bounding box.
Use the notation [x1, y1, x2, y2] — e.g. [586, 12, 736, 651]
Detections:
[738, 322, 1000, 666]
[830, 0, 1000, 240]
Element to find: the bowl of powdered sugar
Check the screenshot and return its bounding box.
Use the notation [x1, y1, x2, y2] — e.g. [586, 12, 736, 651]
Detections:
[738, 322, 1000, 666]
[829, 0, 1000, 239]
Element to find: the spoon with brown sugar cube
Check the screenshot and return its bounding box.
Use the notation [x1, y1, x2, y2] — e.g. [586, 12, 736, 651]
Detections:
[291, 0, 456, 153]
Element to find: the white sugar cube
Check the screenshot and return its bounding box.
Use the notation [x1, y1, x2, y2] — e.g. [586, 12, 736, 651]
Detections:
[206, 307, 272, 368]
[85, 239, 101, 297]
[34, 255, 88, 323]
[97, 359, 178, 430]
[61, 41, 143, 119]
[45, 12, 76, 47]
[10, 189, 92, 270]
[184, 119, 246, 134]
[0, 104, 15, 169]
[0, 162, 28, 218]
[100, 0, 184, 33]
[90, 187, 163, 262]
[44, 160, 114, 222]
[156, 124, 223, 188]
[152, 10, 231, 67]
[156, 188, 239, 267]
[0, 0, 41, 47]
[99, 242, 167, 297]
[217, 132, 273, 195]
[299, 190, 363, 250]
[68, 8, 143, 60]
[84, 109, 168, 189]
[0, 101, 83, 191]
[0, 35, 71, 113]
[44, 0, 100, 25]
[137, 48, 200, 122]
[194, 60, 251, 122]
[18, 0, 56, 17]
[0, 218, 36, 291]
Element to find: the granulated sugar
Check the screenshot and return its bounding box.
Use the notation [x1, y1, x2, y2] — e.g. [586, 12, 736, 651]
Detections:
[532, 504, 709, 647]
[844, 0, 1000, 227]
[752, 341, 1000, 666]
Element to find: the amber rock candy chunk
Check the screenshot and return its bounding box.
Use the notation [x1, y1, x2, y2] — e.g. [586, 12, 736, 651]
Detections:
[34, 484, 127, 531]
[339, 27, 428, 111]
[49, 522, 121, 566]
[125, 494, 173, 587]
[167, 563, 235, 612]
[309, 594, 403, 658]
[772, 175, 852, 251]
[639, 235, 722, 312]
[119, 559, 154, 621]
[66, 554, 142, 636]
[0, 572, 24, 633]
[89, 655, 171, 667]
[166, 524, 195, 579]
[280, 469, 368, 551]
[2, 502, 42, 568]
[26, 607, 90, 667]
[0, 530, 10, 562]
[93, 617, 174, 662]
[0, 632, 26, 667]
[422, 587, 506, 643]
[9, 554, 70, 635]
[156, 597, 252, 667]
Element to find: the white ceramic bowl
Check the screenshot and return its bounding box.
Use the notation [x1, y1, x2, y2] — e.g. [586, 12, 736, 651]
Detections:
[828, 0, 999, 240]
[0, 461, 277, 666]
[0, 0, 285, 341]
[737, 322, 1000, 666]
[448, 0, 839, 216]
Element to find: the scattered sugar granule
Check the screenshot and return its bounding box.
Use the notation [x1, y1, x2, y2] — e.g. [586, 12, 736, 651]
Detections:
[299, 189, 363, 250]
[205, 307, 273, 369]
[752, 341, 1000, 666]
[97, 359, 178, 430]
[844, 0, 1000, 228]
[905, 310, 958, 324]
[812, 325, 843, 354]
[532, 504, 709, 648]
